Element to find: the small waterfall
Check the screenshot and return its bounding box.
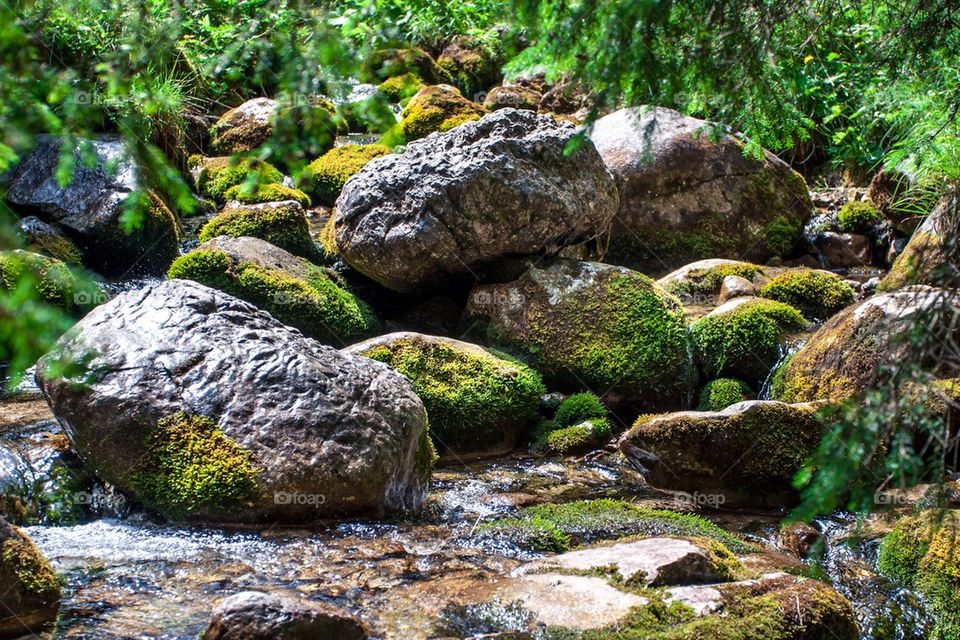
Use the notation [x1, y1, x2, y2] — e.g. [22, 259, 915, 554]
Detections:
[759, 339, 806, 399]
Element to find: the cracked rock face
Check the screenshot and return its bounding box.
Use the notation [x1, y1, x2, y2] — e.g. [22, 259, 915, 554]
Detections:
[335, 108, 619, 293]
[589, 106, 813, 273]
[36, 279, 429, 522]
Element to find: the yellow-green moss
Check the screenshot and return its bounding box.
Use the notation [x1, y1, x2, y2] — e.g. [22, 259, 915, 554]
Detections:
[690, 299, 807, 384]
[190, 156, 284, 203]
[879, 230, 944, 292]
[300, 144, 390, 206]
[478, 498, 754, 553]
[197, 202, 318, 260]
[435, 39, 499, 97]
[759, 269, 856, 320]
[399, 85, 486, 142]
[379, 73, 426, 102]
[0, 535, 61, 603]
[222, 182, 311, 208]
[838, 201, 882, 232]
[660, 262, 763, 299]
[361, 338, 544, 454]
[133, 413, 260, 519]
[168, 248, 378, 344]
[361, 47, 444, 84]
[697, 378, 753, 411]
[20, 226, 82, 265]
[535, 392, 612, 454]
[0, 250, 103, 314]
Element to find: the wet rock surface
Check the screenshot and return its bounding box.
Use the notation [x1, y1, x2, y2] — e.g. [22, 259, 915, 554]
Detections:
[204, 591, 369, 640]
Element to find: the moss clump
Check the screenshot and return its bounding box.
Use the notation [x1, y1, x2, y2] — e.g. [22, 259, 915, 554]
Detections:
[0, 250, 103, 313]
[878, 510, 960, 638]
[0, 533, 61, 603]
[318, 211, 339, 259]
[763, 214, 805, 256]
[535, 392, 612, 454]
[168, 248, 378, 344]
[190, 156, 284, 203]
[759, 269, 856, 320]
[697, 378, 753, 411]
[660, 262, 763, 299]
[222, 182, 311, 208]
[477, 515, 571, 553]
[361, 47, 444, 84]
[197, 202, 318, 260]
[360, 337, 545, 455]
[18, 220, 82, 265]
[837, 201, 882, 232]
[553, 393, 607, 427]
[414, 425, 439, 483]
[690, 299, 807, 384]
[300, 144, 391, 206]
[133, 413, 260, 519]
[478, 498, 753, 553]
[379, 73, 426, 102]
[399, 85, 486, 142]
[435, 39, 499, 97]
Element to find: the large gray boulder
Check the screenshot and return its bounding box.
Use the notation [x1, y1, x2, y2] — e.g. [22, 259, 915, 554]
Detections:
[36, 279, 430, 523]
[204, 591, 369, 640]
[4, 136, 179, 276]
[588, 107, 813, 273]
[335, 109, 619, 292]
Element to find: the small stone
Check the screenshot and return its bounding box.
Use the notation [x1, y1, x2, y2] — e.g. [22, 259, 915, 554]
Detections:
[718, 275, 756, 303]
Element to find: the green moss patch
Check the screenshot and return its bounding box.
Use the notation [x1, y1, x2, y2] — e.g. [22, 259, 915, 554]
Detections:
[759, 269, 856, 320]
[168, 248, 378, 344]
[690, 299, 807, 384]
[838, 201, 882, 232]
[535, 392, 612, 454]
[133, 413, 260, 519]
[360, 336, 544, 455]
[190, 156, 284, 203]
[0, 250, 103, 314]
[0, 534, 61, 603]
[197, 203, 318, 260]
[379, 73, 426, 102]
[223, 182, 311, 208]
[300, 144, 390, 205]
[399, 85, 486, 142]
[697, 378, 753, 411]
[477, 498, 753, 553]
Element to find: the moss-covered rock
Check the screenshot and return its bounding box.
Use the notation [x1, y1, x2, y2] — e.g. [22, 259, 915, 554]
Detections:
[208, 97, 338, 157]
[657, 259, 765, 304]
[697, 378, 753, 411]
[436, 38, 501, 98]
[619, 401, 824, 503]
[361, 47, 445, 84]
[759, 269, 856, 320]
[837, 200, 882, 232]
[771, 287, 960, 403]
[168, 236, 378, 344]
[690, 298, 808, 385]
[0, 250, 103, 314]
[378, 73, 426, 102]
[189, 155, 284, 203]
[197, 200, 319, 260]
[15, 216, 82, 265]
[222, 182, 311, 207]
[476, 498, 753, 554]
[535, 392, 612, 455]
[398, 85, 486, 142]
[0, 517, 61, 636]
[300, 144, 391, 206]
[466, 260, 693, 415]
[877, 510, 960, 639]
[345, 332, 544, 456]
[133, 413, 260, 519]
[879, 191, 958, 292]
[483, 84, 542, 111]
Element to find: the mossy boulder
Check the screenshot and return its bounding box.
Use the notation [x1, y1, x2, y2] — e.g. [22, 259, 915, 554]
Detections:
[436, 38, 501, 98]
[689, 298, 808, 385]
[0, 250, 103, 314]
[535, 392, 612, 455]
[879, 191, 958, 291]
[0, 517, 60, 636]
[877, 510, 960, 638]
[397, 84, 486, 142]
[759, 268, 856, 320]
[378, 73, 426, 102]
[361, 47, 445, 84]
[657, 259, 765, 305]
[483, 84, 542, 111]
[198, 200, 319, 261]
[4, 136, 180, 276]
[837, 200, 882, 232]
[476, 498, 752, 553]
[15, 216, 82, 265]
[466, 259, 693, 415]
[189, 155, 285, 203]
[209, 97, 278, 154]
[299, 144, 391, 206]
[771, 287, 960, 403]
[168, 236, 378, 345]
[619, 400, 824, 504]
[223, 182, 311, 208]
[697, 378, 753, 411]
[36, 279, 430, 522]
[345, 332, 544, 457]
[589, 107, 813, 272]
